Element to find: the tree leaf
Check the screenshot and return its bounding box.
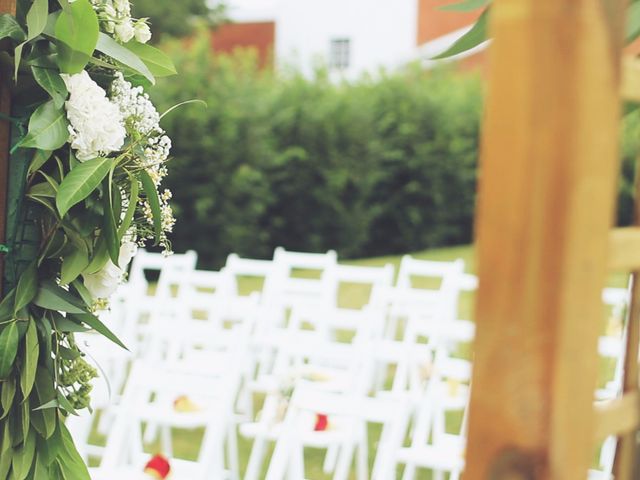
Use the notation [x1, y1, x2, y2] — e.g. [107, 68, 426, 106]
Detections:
[0, 14, 26, 42]
[32, 66, 68, 110]
[54, 0, 99, 74]
[56, 157, 111, 218]
[33, 281, 87, 315]
[102, 180, 120, 266]
[60, 246, 89, 286]
[13, 263, 37, 315]
[14, 0, 49, 78]
[1, 378, 16, 420]
[57, 423, 90, 479]
[71, 313, 127, 350]
[123, 41, 177, 77]
[0, 323, 19, 379]
[139, 170, 162, 244]
[432, 7, 489, 59]
[95, 32, 155, 84]
[20, 320, 39, 399]
[118, 177, 138, 240]
[12, 428, 35, 480]
[19, 101, 69, 151]
[84, 239, 109, 275]
[439, 0, 490, 11]
[28, 149, 53, 175]
[31, 372, 56, 440]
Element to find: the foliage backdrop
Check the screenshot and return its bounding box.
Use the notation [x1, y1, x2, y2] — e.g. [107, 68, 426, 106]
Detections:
[152, 33, 484, 268]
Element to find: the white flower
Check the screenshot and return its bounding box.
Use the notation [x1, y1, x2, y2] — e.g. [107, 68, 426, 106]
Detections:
[115, 20, 135, 43]
[134, 21, 151, 44]
[113, 0, 130, 15]
[83, 242, 138, 299]
[61, 71, 126, 161]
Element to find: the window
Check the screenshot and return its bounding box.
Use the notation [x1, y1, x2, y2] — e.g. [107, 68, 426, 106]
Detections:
[329, 38, 350, 70]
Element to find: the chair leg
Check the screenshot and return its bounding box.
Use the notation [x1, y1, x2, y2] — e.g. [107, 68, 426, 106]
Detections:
[356, 424, 368, 480]
[245, 436, 268, 480]
[324, 444, 338, 474]
[226, 423, 240, 480]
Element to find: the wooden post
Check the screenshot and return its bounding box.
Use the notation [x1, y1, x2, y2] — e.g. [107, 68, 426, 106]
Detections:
[464, 0, 625, 479]
[0, 0, 16, 295]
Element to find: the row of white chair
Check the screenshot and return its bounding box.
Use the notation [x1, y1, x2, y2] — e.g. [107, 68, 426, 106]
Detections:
[69, 247, 628, 480]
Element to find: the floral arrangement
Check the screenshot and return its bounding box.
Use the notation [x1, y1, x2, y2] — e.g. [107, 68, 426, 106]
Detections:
[0, 0, 179, 476]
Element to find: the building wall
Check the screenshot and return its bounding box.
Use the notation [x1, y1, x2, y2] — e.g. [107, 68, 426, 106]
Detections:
[227, 0, 418, 79]
[211, 21, 275, 69]
[417, 0, 482, 45]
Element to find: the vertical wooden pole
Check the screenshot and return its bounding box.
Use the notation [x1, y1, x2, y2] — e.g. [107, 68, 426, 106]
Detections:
[464, 1, 625, 479]
[0, 0, 16, 295]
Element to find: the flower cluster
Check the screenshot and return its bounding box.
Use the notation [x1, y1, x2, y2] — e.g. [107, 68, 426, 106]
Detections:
[89, 0, 151, 43]
[62, 71, 126, 161]
[111, 72, 176, 253]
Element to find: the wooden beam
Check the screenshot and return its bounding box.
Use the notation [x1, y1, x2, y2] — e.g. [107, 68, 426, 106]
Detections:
[464, 0, 625, 478]
[608, 227, 640, 270]
[593, 392, 640, 442]
[0, 0, 16, 295]
[621, 56, 640, 102]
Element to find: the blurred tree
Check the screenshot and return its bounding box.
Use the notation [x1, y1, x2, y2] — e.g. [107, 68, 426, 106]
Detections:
[132, 0, 227, 40]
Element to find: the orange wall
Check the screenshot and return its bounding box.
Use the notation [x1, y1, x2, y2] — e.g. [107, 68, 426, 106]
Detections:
[211, 21, 276, 69]
[417, 0, 483, 45]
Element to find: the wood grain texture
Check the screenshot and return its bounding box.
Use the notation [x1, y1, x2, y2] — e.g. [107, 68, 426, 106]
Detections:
[608, 227, 640, 269]
[593, 392, 640, 442]
[0, 0, 15, 295]
[464, 0, 625, 478]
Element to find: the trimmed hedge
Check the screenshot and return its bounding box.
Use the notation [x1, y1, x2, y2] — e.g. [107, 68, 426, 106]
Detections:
[152, 31, 640, 269]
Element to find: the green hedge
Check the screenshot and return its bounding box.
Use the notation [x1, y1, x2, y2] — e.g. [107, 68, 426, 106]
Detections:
[151, 31, 640, 269]
[151, 32, 483, 268]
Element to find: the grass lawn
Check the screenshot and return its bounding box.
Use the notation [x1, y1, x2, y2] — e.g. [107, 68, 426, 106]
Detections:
[93, 243, 625, 479]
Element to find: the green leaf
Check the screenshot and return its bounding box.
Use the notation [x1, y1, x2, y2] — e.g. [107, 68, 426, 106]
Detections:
[102, 181, 120, 266]
[57, 423, 90, 479]
[0, 14, 26, 42]
[13, 0, 49, 78]
[33, 281, 87, 315]
[84, 239, 109, 275]
[0, 324, 19, 379]
[118, 177, 139, 240]
[432, 7, 489, 59]
[19, 101, 69, 151]
[20, 320, 39, 399]
[32, 66, 68, 110]
[55, 393, 77, 416]
[32, 400, 57, 412]
[31, 372, 56, 440]
[13, 263, 37, 315]
[26, 0, 49, 40]
[628, 1, 640, 43]
[139, 170, 162, 244]
[439, 0, 489, 11]
[71, 313, 127, 350]
[12, 428, 35, 480]
[1, 378, 16, 420]
[60, 246, 89, 286]
[28, 150, 53, 175]
[95, 32, 155, 84]
[56, 157, 111, 218]
[55, 0, 99, 74]
[123, 41, 177, 77]
[70, 280, 92, 307]
[28, 182, 56, 198]
[0, 291, 15, 323]
[33, 454, 48, 480]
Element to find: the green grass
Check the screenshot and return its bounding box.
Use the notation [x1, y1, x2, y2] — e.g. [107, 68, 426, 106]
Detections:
[92, 243, 626, 478]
